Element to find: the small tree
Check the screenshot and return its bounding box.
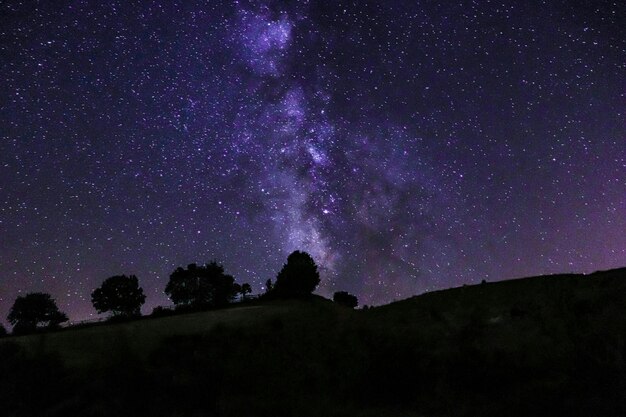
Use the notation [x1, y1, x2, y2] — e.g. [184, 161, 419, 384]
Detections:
[273, 251, 320, 297]
[91, 275, 146, 318]
[333, 291, 358, 308]
[0, 324, 6, 337]
[233, 282, 242, 300]
[265, 279, 273, 293]
[7, 293, 68, 334]
[240, 283, 252, 300]
[165, 261, 238, 309]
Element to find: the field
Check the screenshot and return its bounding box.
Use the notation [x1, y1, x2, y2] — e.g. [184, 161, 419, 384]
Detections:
[1, 268, 625, 416]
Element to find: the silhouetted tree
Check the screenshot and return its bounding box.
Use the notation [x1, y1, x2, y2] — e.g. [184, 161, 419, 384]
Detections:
[233, 282, 242, 299]
[151, 306, 173, 317]
[265, 279, 273, 293]
[0, 324, 6, 337]
[165, 262, 238, 309]
[272, 251, 320, 297]
[240, 283, 252, 300]
[7, 293, 68, 334]
[91, 275, 146, 318]
[333, 291, 358, 308]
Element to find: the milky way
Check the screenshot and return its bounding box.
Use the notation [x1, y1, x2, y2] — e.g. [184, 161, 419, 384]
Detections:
[0, 1, 624, 322]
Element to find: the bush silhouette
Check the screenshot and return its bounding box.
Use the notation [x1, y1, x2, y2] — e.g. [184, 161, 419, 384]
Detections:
[91, 274, 146, 318]
[333, 291, 358, 308]
[7, 293, 68, 334]
[0, 324, 6, 337]
[272, 251, 320, 297]
[165, 261, 239, 308]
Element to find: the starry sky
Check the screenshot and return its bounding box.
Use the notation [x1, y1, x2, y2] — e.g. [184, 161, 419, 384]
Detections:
[0, 0, 624, 322]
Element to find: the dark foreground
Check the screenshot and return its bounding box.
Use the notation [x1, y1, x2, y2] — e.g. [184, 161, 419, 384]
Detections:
[1, 268, 625, 417]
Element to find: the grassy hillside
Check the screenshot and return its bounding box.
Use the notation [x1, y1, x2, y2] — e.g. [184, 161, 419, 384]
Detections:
[6, 303, 290, 368]
[1, 268, 625, 416]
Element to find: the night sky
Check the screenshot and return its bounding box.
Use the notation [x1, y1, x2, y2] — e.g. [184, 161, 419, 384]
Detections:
[1, 1, 624, 322]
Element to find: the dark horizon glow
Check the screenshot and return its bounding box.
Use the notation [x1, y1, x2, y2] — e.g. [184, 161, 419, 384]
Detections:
[0, 1, 624, 323]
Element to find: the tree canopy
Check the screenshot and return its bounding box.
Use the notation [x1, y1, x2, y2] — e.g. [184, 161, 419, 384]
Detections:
[333, 291, 358, 308]
[7, 293, 68, 334]
[165, 262, 239, 308]
[91, 274, 146, 317]
[240, 283, 252, 300]
[272, 251, 320, 297]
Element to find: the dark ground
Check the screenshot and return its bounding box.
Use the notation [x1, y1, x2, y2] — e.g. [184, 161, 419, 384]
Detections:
[1, 267, 625, 416]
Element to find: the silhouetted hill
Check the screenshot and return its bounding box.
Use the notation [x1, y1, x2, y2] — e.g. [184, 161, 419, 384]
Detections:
[1, 268, 625, 416]
[374, 267, 626, 325]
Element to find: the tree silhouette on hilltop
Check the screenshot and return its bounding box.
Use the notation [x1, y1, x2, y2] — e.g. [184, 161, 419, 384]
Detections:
[333, 291, 358, 308]
[7, 293, 68, 334]
[271, 251, 320, 298]
[91, 274, 146, 318]
[165, 261, 239, 309]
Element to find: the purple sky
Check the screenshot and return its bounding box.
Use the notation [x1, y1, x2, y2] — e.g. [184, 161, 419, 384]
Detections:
[0, 0, 624, 323]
